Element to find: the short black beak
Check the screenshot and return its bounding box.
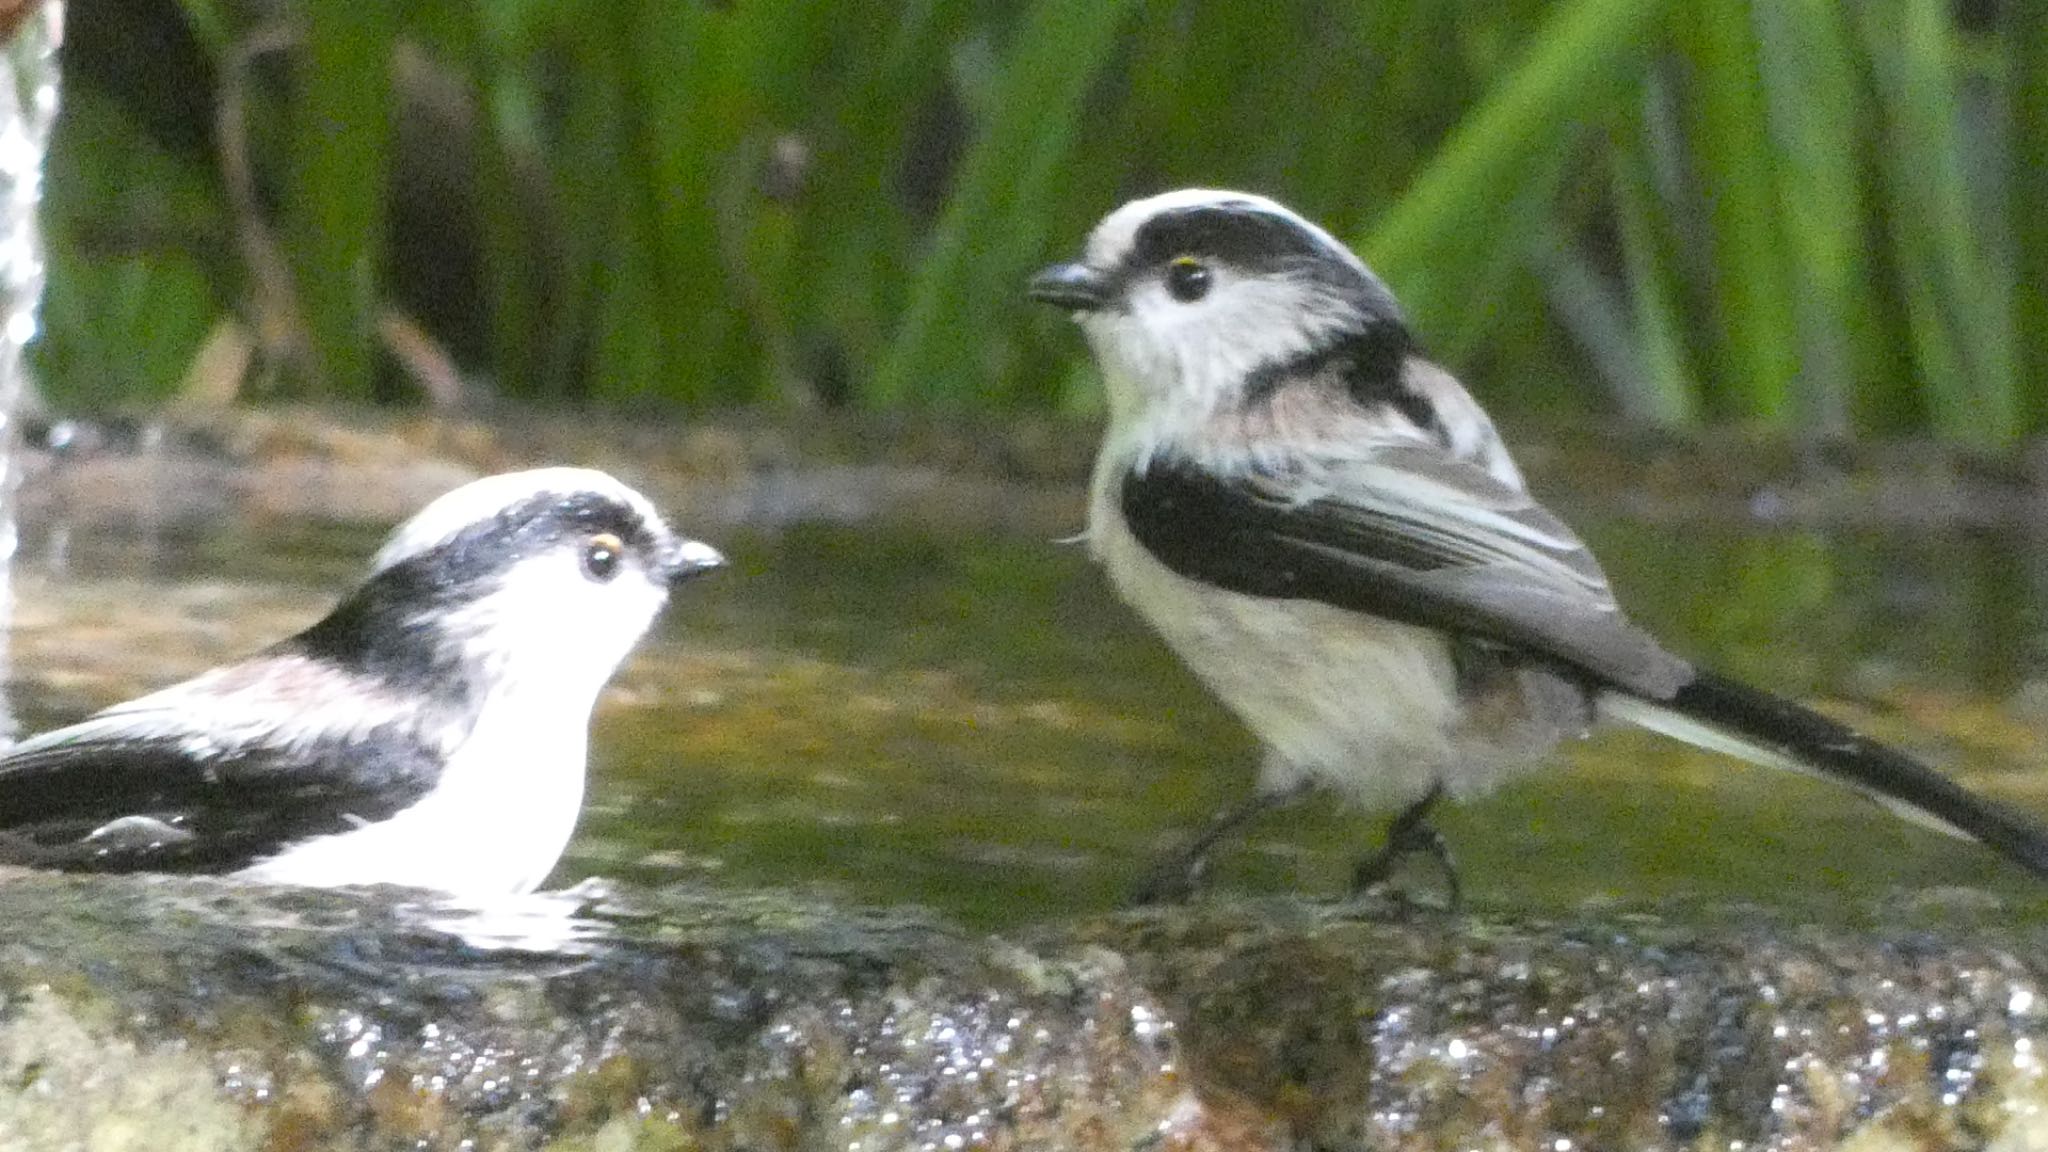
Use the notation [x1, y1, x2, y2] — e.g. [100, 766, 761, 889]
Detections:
[664, 538, 726, 585]
[1028, 262, 1113, 312]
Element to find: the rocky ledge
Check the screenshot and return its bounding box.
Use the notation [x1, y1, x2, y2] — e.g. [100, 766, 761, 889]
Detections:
[22, 405, 2048, 542]
[0, 873, 2041, 1150]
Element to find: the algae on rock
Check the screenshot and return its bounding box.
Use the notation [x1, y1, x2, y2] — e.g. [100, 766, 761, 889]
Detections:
[0, 873, 2043, 1149]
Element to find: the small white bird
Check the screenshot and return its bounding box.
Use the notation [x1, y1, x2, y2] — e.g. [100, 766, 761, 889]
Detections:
[0, 467, 723, 898]
[1031, 187, 2048, 903]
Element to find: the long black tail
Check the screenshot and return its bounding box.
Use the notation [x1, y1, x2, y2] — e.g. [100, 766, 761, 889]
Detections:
[1599, 669, 2048, 880]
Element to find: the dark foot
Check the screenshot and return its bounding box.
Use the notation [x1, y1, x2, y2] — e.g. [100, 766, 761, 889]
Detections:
[1127, 782, 1313, 907]
[1130, 844, 1213, 906]
[1350, 784, 1462, 912]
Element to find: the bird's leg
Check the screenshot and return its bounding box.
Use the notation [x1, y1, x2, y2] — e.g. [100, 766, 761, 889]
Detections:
[1131, 781, 1313, 906]
[1349, 782, 1461, 911]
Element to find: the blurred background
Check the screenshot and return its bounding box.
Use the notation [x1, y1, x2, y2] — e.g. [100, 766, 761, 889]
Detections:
[8, 0, 2048, 924]
[38, 0, 2048, 445]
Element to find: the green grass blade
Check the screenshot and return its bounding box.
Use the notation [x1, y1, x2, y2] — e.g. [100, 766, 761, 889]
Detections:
[781, 1, 958, 396]
[476, 2, 622, 400]
[286, 1, 397, 400]
[872, 0, 1133, 408]
[1751, 0, 1869, 436]
[1361, 0, 1674, 353]
[614, 0, 732, 404]
[169, 0, 230, 58]
[2010, 0, 2048, 434]
[1858, 0, 2019, 446]
[1607, 110, 1698, 426]
[1670, 0, 1800, 427]
[471, 9, 549, 398]
[717, 0, 913, 406]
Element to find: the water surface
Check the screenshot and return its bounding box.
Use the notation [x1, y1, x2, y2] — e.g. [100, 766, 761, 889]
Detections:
[10, 504, 2048, 929]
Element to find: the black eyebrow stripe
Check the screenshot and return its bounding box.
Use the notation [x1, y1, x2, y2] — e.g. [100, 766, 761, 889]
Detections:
[293, 490, 658, 683]
[425, 491, 657, 585]
[1123, 203, 1349, 276]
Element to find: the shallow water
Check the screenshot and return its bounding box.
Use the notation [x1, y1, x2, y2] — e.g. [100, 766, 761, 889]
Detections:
[8, 504, 2048, 929]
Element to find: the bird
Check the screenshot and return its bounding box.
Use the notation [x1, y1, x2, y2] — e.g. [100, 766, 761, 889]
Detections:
[1029, 187, 2048, 905]
[0, 466, 723, 898]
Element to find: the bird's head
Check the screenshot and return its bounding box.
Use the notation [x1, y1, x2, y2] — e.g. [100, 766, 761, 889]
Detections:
[299, 467, 723, 704]
[1030, 189, 1406, 425]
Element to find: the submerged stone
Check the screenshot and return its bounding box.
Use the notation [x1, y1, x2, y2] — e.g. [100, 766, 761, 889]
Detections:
[0, 872, 2042, 1150]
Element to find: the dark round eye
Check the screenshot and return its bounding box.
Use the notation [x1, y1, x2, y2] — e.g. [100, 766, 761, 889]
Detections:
[582, 533, 624, 582]
[1166, 256, 1212, 302]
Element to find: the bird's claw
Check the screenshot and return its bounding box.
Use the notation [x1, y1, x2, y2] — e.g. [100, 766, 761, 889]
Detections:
[1128, 847, 1212, 906]
[1349, 785, 1462, 912]
[1349, 829, 1461, 913]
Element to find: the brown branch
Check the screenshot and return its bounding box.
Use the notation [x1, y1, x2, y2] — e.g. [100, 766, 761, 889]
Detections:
[216, 19, 310, 390]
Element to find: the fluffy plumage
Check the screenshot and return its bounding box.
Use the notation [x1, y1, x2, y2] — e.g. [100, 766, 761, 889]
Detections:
[1033, 188, 2048, 886]
[0, 466, 722, 896]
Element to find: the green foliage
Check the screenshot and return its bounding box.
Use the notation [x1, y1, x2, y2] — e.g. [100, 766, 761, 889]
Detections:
[2017, 1, 2048, 435]
[32, 1, 2048, 446]
[288, 1, 398, 401]
[1678, 0, 1802, 426]
[37, 86, 227, 409]
[873, 0, 1133, 407]
[1583, 0, 2028, 445]
[1363, 0, 1671, 359]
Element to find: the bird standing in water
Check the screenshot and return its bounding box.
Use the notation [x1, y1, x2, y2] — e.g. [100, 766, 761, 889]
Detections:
[1031, 188, 2048, 903]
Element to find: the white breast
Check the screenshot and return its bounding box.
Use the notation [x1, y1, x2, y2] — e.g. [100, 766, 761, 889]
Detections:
[234, 679, 593, 897]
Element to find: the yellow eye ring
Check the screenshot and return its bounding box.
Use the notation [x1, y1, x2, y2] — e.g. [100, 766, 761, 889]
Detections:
[582, 533, 625, 582]
[1166, 255, 1212, 302]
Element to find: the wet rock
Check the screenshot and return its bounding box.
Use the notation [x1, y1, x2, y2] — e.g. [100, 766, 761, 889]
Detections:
[1087, 902, 2048, 1150]
[0, 875, 2043, 1149]
[0, 874, 1192, 1151]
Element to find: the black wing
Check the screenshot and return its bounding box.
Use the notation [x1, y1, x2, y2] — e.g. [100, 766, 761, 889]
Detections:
[1122, 452, 2048, 879]
[1118, 451, 1693, 698]
[0, 666, 447, 873]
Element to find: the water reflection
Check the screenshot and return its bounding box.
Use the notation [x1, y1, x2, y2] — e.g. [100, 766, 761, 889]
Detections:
[8, 506, 2048, 928]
